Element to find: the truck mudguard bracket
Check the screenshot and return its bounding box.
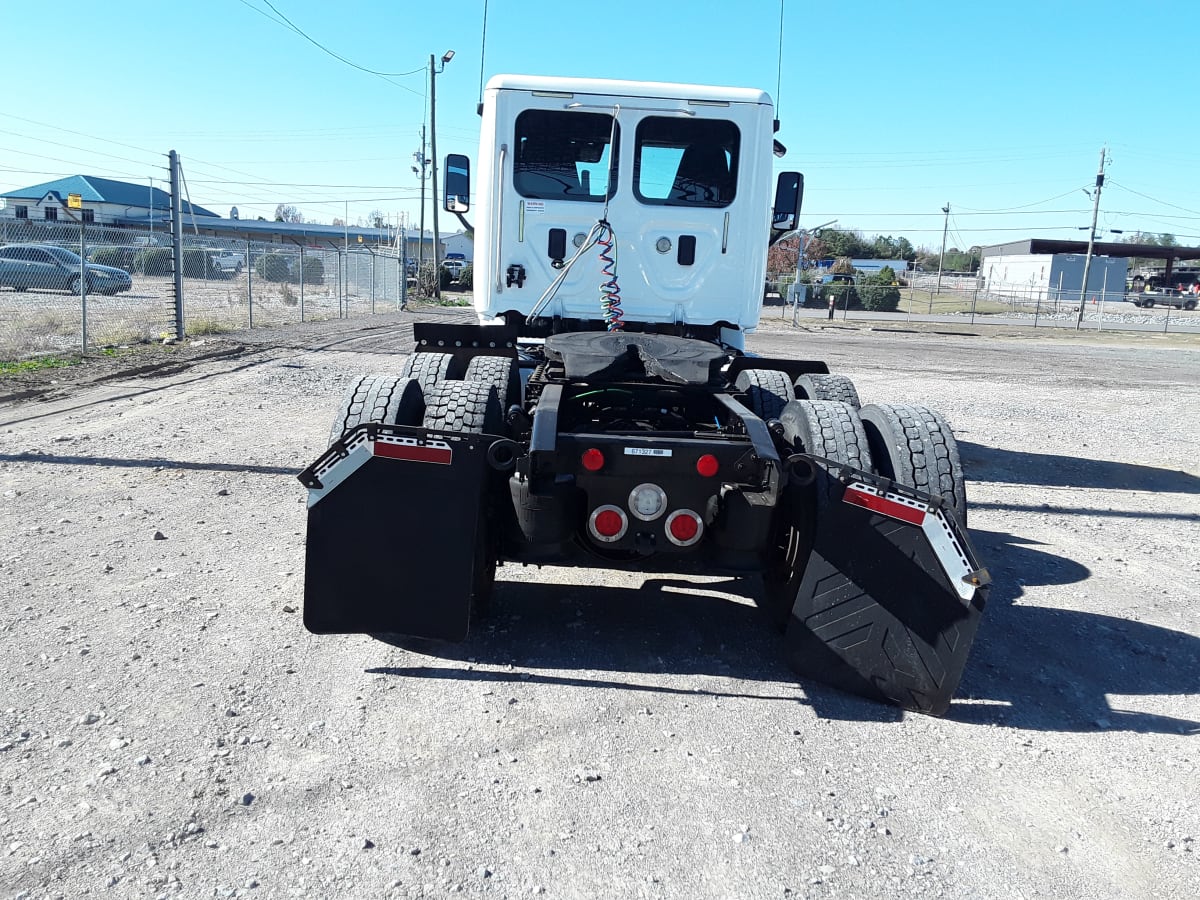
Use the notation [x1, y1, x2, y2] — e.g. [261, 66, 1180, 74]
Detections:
[784, 462, 989, 716]
[413, 322, 519, 358]
[300, 424, 496, 640]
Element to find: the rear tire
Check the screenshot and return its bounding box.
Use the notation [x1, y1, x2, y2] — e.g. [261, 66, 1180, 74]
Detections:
[735, 368, 795, 420]
[779, 399, 872, 480]
[759, 400, 872, 628]
[859, 402, 967, 525]
[422, 379, 503, 617]
[402, 352, 460, 393]
[328, 374, 424, 446]
[794, 373, 862, 409]
[422, 380, 504, 434]
[464, 355, 521, 408]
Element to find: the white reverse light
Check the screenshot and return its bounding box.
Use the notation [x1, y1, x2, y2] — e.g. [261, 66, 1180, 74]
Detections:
[628, 483, 668, 521]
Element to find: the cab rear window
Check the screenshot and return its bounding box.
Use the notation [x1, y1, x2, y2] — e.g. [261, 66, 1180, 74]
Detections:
[513, 110, 619, 202]
[634, 117, 739, 208]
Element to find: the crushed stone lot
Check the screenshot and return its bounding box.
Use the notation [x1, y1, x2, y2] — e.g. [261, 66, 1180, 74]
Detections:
[1, 308, 1197, 899]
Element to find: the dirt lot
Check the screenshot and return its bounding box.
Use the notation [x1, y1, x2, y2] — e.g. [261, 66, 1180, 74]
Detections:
[1, 310, 1197, 899]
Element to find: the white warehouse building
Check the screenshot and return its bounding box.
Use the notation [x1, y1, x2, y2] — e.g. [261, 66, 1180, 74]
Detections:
[981, 239, 1128, 305]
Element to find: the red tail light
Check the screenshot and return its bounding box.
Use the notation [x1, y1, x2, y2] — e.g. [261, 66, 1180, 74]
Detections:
[581, 448, 605, 472]
[696, 454, 719, 477]
[589, 505, 628, 542]
[665, 509, 703, 547]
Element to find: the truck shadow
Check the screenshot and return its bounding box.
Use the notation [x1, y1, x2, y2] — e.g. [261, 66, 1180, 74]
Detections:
[371, 528, 1199, 734]
[947, 528, 1199, 734]
[959, 439, 1200, 495]
[371, 575, 900, 721]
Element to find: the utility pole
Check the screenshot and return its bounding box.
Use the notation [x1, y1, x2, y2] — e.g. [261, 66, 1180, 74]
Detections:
[413, 126, 428, 274]
[429, 50, 454, 301]
[934, 203, 950, 297]
[1075, 147, 1107, 329]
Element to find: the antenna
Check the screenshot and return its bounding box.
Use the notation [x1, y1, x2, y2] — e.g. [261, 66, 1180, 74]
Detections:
[775, 0, 785, 115]
[477, 0, 489, 106]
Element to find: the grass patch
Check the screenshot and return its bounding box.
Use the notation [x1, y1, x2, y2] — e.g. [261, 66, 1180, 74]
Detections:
[187, 319, 237, 336]
[0, 356, 79, 376]
[417, 297, 473, 308]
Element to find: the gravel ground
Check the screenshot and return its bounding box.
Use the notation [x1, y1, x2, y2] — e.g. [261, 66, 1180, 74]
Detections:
[1, 307, 1197, 899]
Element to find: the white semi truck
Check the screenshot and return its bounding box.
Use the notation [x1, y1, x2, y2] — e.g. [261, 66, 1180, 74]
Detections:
[299, 75, 990, 715]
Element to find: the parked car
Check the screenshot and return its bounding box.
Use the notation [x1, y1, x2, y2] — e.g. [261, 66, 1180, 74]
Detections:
[441, 258, 465, 280]
[0, 243, 133, 295]
[1128, 288, 1198, 311]
[207, 249, 243, 274]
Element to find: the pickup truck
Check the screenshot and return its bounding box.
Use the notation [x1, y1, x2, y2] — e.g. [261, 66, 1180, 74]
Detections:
[1128, 288, 1197, 310]
[206, 249, 243, 275]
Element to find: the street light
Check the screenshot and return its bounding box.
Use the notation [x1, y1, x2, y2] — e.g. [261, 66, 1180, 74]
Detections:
[429, 50, 454, 301]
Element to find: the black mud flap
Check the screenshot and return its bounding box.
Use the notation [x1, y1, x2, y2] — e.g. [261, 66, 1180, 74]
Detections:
[785, 465, 990, 716]
[298, 424, 496, 641]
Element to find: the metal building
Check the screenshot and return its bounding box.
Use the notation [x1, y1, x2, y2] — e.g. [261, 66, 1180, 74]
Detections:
[981, 238, 1200, 306]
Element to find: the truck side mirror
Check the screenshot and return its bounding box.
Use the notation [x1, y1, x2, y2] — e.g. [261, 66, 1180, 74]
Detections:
[772, 172, 803, 232]
[443, 153, 470, 213]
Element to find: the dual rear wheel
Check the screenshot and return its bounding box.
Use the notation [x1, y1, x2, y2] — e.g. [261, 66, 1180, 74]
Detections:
[327, 352, 521, 637]
[739, 367, 969, 627]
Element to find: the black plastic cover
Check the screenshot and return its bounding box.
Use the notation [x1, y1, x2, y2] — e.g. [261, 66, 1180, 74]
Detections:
[677, 235, 696, 266]
[544, 332, 727, 385]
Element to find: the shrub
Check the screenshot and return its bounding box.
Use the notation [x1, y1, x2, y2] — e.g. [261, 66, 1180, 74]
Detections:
[858, 284, 901, 312]
[858, 267, 902, 312]
[255, 252, 290, 282]
[136, 248, 171, 276]
[414, 263, 439, 297]
[88, 247, 125, 269]
[820, 283, 859, 310]
[181, 248, 218, 278]
[457, 263, 473, 290]
[280, 283, 297, 306]
[298, 255, 324, 285]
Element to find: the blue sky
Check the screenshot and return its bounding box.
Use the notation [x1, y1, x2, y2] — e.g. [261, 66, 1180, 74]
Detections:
[2, 0, 1196, 251]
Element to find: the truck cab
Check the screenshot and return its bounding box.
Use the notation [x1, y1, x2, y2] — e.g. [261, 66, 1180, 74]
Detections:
[453, 75, 800, 350]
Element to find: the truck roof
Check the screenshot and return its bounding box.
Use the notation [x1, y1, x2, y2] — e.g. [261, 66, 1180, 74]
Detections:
[484, 74, 772, 108]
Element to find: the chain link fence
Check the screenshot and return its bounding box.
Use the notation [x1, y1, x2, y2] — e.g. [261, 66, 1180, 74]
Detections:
[773, 268, 1199, 334]
[0, 219, 409, 360]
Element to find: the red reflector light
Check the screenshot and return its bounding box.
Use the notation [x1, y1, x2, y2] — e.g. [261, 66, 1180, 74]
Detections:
[665, 509, 703, 547]
[581, 448, 605, 472]
[594, 509, 624, 536]
[588, 504, 628, 543]
[696, 454, 719, 477]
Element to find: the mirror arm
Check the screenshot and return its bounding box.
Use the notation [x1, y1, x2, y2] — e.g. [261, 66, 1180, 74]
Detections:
[451, 212, 473, 236]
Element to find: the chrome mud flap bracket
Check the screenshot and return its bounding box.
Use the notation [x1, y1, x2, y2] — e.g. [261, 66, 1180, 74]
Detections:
[785, 463, 990, 716]
[298, 424, 499, 640]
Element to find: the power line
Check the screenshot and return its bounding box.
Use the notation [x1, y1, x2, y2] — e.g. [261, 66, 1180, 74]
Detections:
[1107, 180, 1200, 216]
[955, 187, 1090, 213]
[236, 0, 425, 91]
[0, 127, 161, 170]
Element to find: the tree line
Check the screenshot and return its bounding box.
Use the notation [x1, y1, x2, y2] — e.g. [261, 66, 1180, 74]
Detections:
[768, 227, 1187, 276]
[767, 228, 982, 275]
